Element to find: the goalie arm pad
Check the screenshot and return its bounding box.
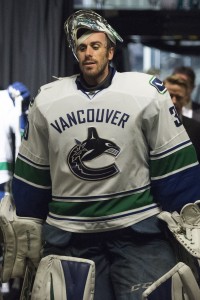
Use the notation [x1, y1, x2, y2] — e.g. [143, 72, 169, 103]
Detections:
[31, 255, 95, 300]
[0, 195, 43, 282]
[158, 200, 200, 258]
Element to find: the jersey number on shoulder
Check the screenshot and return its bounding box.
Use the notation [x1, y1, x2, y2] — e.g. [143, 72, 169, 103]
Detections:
[169, 106, 182, 127]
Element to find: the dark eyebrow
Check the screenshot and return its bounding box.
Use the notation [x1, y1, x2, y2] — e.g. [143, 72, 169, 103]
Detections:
[90, 41, 102, 44]
[78, 41, 103, 47]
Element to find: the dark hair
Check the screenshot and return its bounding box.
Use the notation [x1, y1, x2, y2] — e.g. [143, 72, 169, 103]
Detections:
[172, 66, 195, 88]
[105, 35, 116, 50]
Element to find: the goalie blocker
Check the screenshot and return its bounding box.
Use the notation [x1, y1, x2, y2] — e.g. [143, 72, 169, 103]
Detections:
[0, 195, 42, 282]
[158, 200, 200, 259]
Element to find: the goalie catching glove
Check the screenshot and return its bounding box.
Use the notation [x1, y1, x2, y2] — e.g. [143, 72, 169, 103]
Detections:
[0, 195, 43, 282]
[158, 200, 200, 258]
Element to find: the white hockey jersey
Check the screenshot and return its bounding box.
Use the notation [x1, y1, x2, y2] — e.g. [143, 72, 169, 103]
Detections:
[13, 71, 200, 233]
[0, 90, 21, 185]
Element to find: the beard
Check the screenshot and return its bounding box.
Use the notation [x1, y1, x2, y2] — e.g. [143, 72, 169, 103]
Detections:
[81, 57, 109, 85]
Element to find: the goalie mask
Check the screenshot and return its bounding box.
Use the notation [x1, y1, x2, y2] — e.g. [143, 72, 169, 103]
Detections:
[64, 10, 123, 60]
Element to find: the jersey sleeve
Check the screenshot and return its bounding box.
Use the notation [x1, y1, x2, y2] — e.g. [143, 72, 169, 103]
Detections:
[143, 87, 200, 212]
[12, 92, 51, 219]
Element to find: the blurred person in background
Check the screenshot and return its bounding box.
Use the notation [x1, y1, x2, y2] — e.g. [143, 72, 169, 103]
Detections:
[172, 65, 200, 122]
[164, 74, 200, 162]
[146, 67, 161, 79]
[0, 82, 30, 299]
[0, 82, 30, 198]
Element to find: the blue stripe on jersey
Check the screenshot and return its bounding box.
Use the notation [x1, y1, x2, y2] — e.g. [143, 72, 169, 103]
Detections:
[12, 177, 51, 219]
[150, 139, 191, 158]
[48, 203, 159, 223]
[151, 164, 200, 212]
[52, 184, 151, 201]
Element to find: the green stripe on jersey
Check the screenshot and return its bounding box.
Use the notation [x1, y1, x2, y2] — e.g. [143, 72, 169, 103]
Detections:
[15, 157, 51, 186]
[49, 189, 154, 217]
[0, 162, 13, 171]
[150, 145, 197, 178]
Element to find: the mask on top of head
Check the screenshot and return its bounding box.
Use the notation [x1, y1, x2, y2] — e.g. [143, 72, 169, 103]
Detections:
[64, 10, 123, 61]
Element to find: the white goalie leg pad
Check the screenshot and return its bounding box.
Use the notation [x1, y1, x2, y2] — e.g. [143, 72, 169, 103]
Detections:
[0, 195, 42, 282]
[142, 262, 200, 300]
[31, 255, 95, 300]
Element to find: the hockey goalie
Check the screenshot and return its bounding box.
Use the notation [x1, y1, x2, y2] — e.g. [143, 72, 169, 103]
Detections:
[1, 8, 200, 300]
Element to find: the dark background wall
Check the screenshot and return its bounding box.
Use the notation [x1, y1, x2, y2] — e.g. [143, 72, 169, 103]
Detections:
[0, 0, 75, 97]
[1, 0, 200, 98]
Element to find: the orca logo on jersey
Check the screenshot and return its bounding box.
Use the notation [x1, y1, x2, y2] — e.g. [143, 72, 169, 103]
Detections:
[67, 127, 120, 180]
[149, 76, 167, 94]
